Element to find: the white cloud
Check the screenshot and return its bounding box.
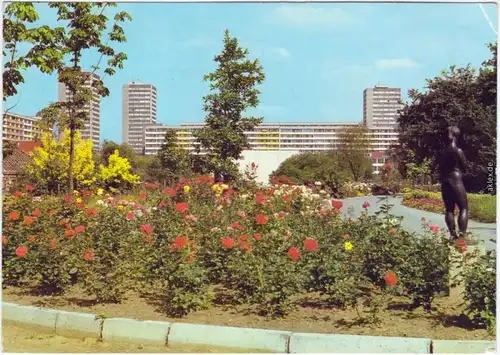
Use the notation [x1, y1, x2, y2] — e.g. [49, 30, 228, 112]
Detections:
[270, 47, 291, 58]
[272, 5, 355, 28]
[179, 37, 216, 48]
[324, 58, 418, 77]
[375, 58, 418, 69]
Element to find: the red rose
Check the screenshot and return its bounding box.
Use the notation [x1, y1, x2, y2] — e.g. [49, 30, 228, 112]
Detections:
[384, 271, 398, 287]
[283, 195, 292, 202]
[139, 192, 147, 200]
[175, 202, 189, 214]
[24, 216, 35, 225]
[49, 209, 56, 216]
[14, 191, 23, 198]
[221, 237, 234, 249]
[140, 224, 153, 235]
[64, 229, 76, 239]
[175, 236, 188, 248]
[26, 185, 34, 192]
[362, 201, 370, 208]
[253, 233, 261, 241]
[49, 239, 57, 249]
[28, 235, 37, 242]
[86, 208, 97, 217]
[429, 225, 439, 233]
[455, 239, 468, 253]
[2, 235, 7, 244]
[163, 188, 176, 197]
[287, 247, 300, 262]
[83, 249, 95, 261]
[16, 246, 28, 258]
[8, 211, 20, 220]
[255, 214, 268, 225]
[64, 195, 71, 203]
[331, 200, 343, 210]
[74, 225, 85, 234]
[126, 212, 135, 220]
[304, 238, 318, 252]
[255, 192, 266, 205]
[32, 208, 41, 217]
[385, 163, 391, 170]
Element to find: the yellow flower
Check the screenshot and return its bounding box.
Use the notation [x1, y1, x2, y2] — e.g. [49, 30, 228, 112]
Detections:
[117, 205, 124, 210]
[96, 188, 104, 196]
[73, 190, 80, 196]
[105, 193, 111, 198]
[221, 184, 229, 190]
[184, 185, 191, 193]
[75, 197, 82, 204]
[344, 241, 353, 251]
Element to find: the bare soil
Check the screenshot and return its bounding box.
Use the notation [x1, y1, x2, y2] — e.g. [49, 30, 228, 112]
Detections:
[2, 284, 494, 341]
[2, 321, 260, 353]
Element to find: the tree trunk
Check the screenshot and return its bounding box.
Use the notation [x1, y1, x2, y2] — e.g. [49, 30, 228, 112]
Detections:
[69, 126, 75, 192]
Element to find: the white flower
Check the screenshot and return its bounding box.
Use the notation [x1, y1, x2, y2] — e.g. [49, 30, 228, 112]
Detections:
[314, 181, 322, 186]
[319, 190, 327, 194]
[96, 200, 105, 206]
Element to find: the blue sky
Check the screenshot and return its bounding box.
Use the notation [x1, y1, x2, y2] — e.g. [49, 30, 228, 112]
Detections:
[3, 2, 498, 143]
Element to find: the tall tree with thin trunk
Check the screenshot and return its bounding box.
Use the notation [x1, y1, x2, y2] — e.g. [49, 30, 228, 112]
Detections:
[39, 2, 131, 191]
[332, 125, 372, 182]
[194, 29, 265, 182]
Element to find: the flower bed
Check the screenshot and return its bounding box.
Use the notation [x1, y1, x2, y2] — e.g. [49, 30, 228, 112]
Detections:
[402, 190, 496, 223]
[2, 180, 494, 336]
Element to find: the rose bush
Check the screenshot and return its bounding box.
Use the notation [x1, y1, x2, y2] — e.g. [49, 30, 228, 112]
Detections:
[3, 180, 455, 319]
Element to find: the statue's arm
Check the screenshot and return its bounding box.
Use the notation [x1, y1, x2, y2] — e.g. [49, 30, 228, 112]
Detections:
[458, 148, 467, 173]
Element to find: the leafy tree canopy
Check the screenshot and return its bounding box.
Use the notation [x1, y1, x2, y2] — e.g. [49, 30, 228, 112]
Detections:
[194, 29, 265, 182]
[397, 43, 496, 193]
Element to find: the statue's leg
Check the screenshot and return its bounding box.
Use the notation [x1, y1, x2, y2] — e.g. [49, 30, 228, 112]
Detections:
[442, 182, 457, 240]
[455, 182, 469, 237]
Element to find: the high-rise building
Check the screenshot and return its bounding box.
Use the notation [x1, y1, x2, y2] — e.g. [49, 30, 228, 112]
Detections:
[58, 72, 101, 148]
[2, 112, 42, 141]
[363, 85, 401, 128]
[122, 81, 157, 154]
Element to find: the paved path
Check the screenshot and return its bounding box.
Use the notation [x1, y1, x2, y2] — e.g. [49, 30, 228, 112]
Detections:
[340, 196, 496, 251]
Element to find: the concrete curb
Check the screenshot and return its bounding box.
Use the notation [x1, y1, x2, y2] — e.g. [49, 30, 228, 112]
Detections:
[288, 332, 431, 353]
[432, 340, 497, 354]
[2, 302, 496, 353]
[168, 322, 290, 353]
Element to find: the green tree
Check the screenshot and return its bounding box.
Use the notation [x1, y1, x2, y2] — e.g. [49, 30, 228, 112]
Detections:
[271, 152, 350, 194]
[101, 140, 137, 166]
[2, 140, 17, 160]
[194, 29, 265, 182]
[149, 129, 190, 185]
[3, 2, 63, 109]
[333, 125, 373, 182]
[38, 2, 131, 192]
[398, 43, 496, 193]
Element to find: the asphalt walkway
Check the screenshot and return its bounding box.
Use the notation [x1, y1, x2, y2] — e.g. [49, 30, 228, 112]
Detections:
[340, 196, 496, 251]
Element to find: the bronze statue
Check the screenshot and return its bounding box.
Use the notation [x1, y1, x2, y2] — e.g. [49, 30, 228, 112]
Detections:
[439, 126, 468, 240]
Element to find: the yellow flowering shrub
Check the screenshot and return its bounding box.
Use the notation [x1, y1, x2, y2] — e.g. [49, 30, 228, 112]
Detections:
[99, 149, 140, 190]
[26, 130, 96, 191]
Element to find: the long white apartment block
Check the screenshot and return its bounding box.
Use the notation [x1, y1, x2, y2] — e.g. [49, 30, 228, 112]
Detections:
[143, 122, 399, 174]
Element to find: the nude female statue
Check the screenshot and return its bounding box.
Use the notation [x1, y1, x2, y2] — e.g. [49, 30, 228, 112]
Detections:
[439, 126, 468, 240]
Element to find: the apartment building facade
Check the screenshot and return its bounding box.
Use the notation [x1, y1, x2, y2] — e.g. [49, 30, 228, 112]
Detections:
[363, 85, 402, 128]
[58, 72, 101, 148]
[122, 81, 157, 154]
[143, 122, 398, 174]
[2, 112, 42, 141]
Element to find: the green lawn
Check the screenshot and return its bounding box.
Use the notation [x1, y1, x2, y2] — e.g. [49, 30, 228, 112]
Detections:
[402, 190, 496, 223]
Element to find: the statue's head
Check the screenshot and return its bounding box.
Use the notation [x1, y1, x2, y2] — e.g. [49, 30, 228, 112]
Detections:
[447, 126, 460, 143]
